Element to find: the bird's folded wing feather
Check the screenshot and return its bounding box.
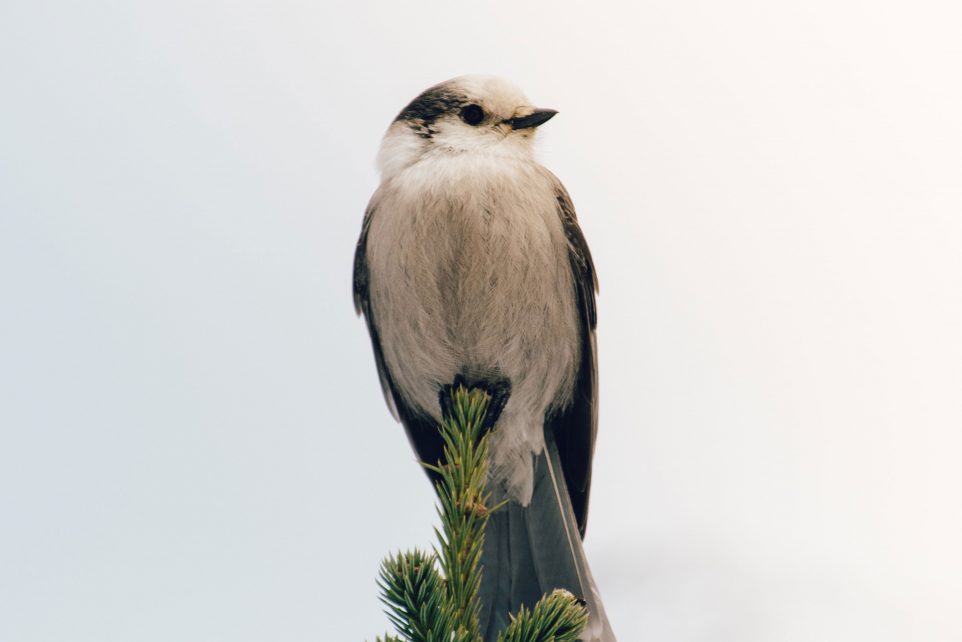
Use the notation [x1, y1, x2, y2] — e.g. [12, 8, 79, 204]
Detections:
[545, 174, 599, 539]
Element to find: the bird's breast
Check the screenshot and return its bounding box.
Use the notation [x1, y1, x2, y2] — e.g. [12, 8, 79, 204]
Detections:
[367, 156, 580, 422]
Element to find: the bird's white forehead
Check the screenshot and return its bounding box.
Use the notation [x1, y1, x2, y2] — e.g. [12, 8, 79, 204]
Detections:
[443, 75, 531, 115]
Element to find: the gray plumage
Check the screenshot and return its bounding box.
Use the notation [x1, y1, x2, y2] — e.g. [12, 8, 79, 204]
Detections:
[353, 75, 615, 642]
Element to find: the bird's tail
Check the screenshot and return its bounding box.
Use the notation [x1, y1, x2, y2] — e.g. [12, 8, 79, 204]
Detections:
[478, 433, 616, 642]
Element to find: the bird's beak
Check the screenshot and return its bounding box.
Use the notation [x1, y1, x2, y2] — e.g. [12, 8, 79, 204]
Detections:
[504, 108, 558, 130]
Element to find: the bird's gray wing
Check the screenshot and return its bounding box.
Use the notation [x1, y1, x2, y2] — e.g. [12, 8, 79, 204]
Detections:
[353, 197, 399, 419]
[353, 196, 448, 479]
[545, 177, 599, 538]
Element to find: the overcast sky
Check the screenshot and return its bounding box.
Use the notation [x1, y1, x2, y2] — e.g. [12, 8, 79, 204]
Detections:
[2, 1, 961, 640]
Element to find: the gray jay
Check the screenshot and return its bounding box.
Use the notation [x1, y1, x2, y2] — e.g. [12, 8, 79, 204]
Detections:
[353, 75, 615, 642]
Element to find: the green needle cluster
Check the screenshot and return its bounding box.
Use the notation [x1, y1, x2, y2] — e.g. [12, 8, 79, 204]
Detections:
[369, 383, 588, 642]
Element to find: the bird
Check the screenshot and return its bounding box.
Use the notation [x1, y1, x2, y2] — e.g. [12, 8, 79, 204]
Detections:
[353, 75, 615, 642]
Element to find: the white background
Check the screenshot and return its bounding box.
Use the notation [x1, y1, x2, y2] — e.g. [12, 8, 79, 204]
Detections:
[2, 1, 960, 640]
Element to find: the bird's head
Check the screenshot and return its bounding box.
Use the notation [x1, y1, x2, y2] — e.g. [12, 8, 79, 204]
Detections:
[377, 75, 557, 180]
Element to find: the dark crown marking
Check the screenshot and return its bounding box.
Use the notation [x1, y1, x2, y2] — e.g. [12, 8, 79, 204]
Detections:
[394, 85, 466, 139]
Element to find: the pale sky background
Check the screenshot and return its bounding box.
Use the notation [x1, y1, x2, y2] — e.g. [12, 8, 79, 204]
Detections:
[2, 1, 961, 640]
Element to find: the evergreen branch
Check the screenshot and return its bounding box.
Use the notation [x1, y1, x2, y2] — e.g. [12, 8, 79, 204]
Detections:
[366, 381, 588, 642]
[434, 385, 494, 639]
[495, 589, 589, 642]
[377, 549, 454, 642]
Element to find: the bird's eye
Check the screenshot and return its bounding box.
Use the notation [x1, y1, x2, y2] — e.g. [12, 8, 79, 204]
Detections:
[460, 104, 485, 126]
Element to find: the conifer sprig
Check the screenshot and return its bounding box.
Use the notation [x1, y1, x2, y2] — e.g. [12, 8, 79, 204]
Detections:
[368, 382, 588, 642]
[495, 589, 590, 642]
[377, 549, 454, 642]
